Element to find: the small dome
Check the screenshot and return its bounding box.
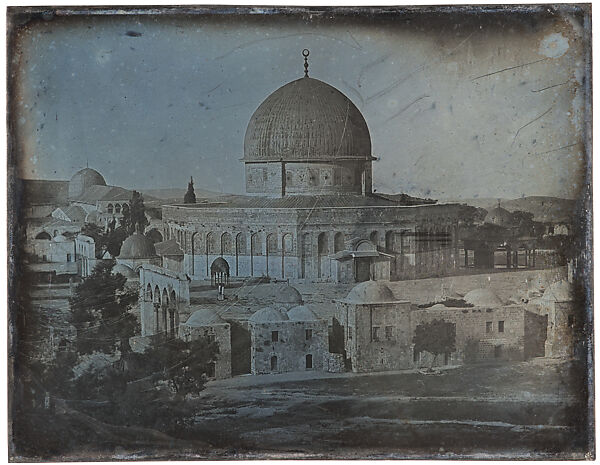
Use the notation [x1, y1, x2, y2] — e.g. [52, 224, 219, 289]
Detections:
[463, 288, 505, 307]
[484, 205, 514, 227]
[345, 280, 397, 304]
[244, 77, 371, 163]
[210, 257, 230, 274]
[118, 233, 157, 259]
[52, 233, 68, 242]
[69, 168, 106, 199]
[287, 305, 320, 321]
[430, 303, 448, 309]
[542, 280, 574, 302]
[249, 306, 289, 324]
[184, 308, 225, 327]
[112, 264, 138, 279]
[275, 284, 303, 306]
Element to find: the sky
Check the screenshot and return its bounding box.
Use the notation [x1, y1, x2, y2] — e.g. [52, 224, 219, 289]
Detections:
[10, 6, 590, 200]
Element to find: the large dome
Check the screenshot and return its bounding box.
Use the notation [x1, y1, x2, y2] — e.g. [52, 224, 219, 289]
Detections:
[484, 205, 514, 228]
[68, 168, 106, 199]
[244, 77, 371, 163]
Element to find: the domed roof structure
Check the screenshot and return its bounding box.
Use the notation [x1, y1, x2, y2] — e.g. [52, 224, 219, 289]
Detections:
[484, 204, 514, 228]
[344, 280, 399, 304]
[287, 305, 320, 321]
[112, 263, 138, 279]
[68, 168, 106, 199]
[52, 233, 68, 242]
[542, 280, 574, 302]
[118, 233, 157, 259]
[275, 284, 303, 306]
[244, 77, 371, 163]
[463, 288, 505, 307]
[184, 308, 226, 327]
[249, 306, 289, 324]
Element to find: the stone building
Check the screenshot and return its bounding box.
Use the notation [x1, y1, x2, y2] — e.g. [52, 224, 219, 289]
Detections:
[161, 52, 470, 284]
[334, 280, 414, 372]
[180, 308, 232, 380]
[334, 280, 548, 372]
[248, 305, 328, 374]
[538, 280, 576, 358]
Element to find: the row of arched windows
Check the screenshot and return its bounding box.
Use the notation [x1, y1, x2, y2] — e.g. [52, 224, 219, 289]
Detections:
[106, 203, 129, 215]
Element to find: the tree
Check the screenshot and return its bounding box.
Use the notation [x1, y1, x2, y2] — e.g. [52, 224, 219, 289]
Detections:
[183, 176, 197, 204]
[412, 319, 456, 369]
[68, 260, 139, 362]
[80, 222, 107, 258]
[141, 336, 219, 399]
[122, 190, 149, 235]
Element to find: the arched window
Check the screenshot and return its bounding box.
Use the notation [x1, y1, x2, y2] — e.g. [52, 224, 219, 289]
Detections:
[282, 234, 293, 254]
[317, 232, 329, 255]
[221, 232, 233, 255]
[334, 232, 345, 253]
[107, 204, 114, 214]
[122, 203, 129, 215]
[145, 284, 152, 302]
[35, 231, 51, 240]
[115, 204, 121, 214]
[385, 231, 395, 252]
[251, 233, 263, 256]
[370, 230, 379, 246]
[266, 234, 278, 255]
[206, 232, 218, 255]
[235, 232, 247, 255]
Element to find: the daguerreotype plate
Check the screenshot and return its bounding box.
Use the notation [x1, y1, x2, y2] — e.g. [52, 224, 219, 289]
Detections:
[7, 4, 593, 460]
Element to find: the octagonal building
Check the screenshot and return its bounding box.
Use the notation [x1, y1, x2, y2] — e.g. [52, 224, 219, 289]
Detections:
[161, 52, 470, 283]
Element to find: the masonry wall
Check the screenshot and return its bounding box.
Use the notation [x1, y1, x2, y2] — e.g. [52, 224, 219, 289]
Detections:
[180, 323, 232, 380]
[163, 202, 464, 283]
[250, 320, 328, 374]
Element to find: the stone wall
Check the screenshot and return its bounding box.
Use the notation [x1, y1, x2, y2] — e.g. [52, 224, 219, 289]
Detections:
[250, 319, 328, 374]
[180, 323, 232, 380]
[335, 299, 548, 372]
[162, 202, 464, 283]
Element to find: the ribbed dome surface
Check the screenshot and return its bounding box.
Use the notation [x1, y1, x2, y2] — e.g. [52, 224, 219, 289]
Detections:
[69, 168, 106, 199]
[118, 233, 157, 259]
[484, 206, 514, 227]
[244, 77, 371, 162]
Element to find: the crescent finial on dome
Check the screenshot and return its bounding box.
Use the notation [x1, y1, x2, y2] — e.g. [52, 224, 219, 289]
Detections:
[302, 49, 310, 77]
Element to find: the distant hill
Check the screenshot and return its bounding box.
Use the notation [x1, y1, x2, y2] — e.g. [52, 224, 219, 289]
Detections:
[140, 188, 222, 201]
[442, 196, 576, 223]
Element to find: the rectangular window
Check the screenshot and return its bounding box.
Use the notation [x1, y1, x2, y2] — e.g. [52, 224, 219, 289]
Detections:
[498, 321, 505, 333]
[305, 329, 312, 340]
[348, 327, 353, 340]
[66, 253, 72, 262]
[385, 326, 393, 340]
[486, 321, 493, 333]
[372, 326, 380, 341]
[271, 331, 279, 342]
